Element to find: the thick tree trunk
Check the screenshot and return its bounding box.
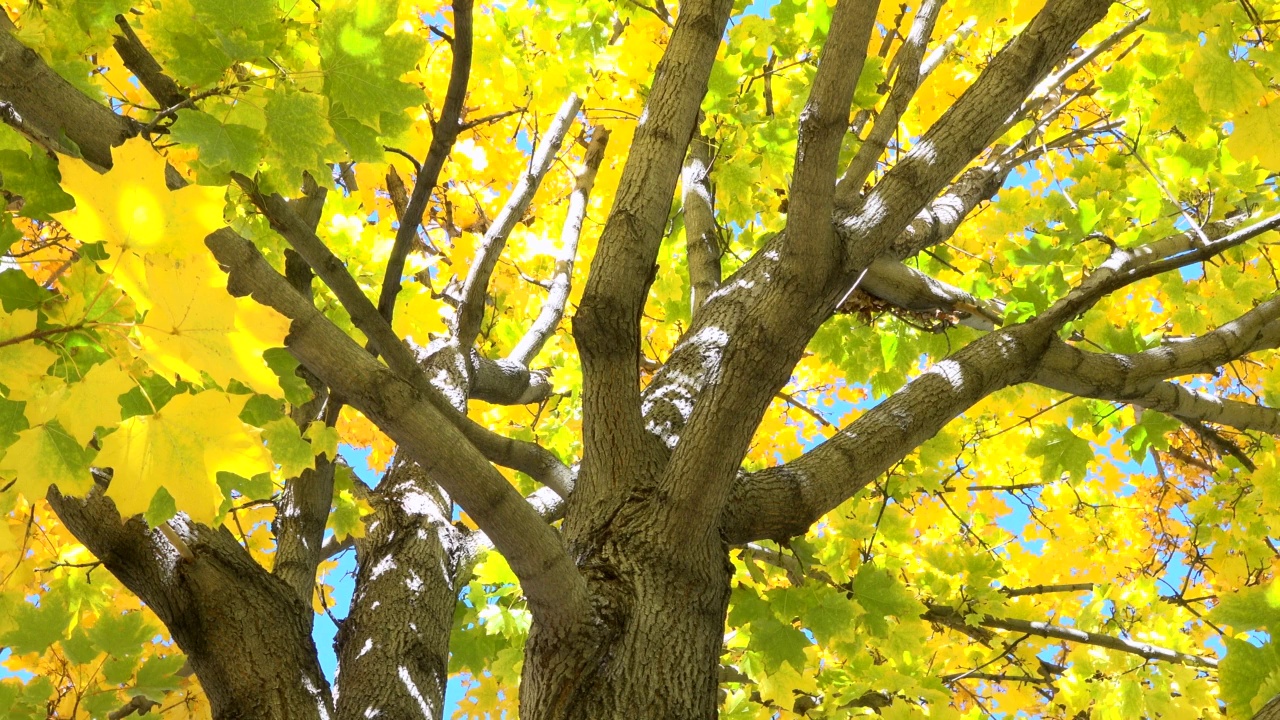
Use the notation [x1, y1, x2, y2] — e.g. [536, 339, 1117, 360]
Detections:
[47, 483, 333, 720]
[521, 517, 732, 719]
[333, 459, 466, 720]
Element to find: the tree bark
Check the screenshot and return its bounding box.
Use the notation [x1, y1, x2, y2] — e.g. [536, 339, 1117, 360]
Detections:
[334, 459, 466, 720]
[0, 17, 138, 169]
[520, 526, 731, 720]
[47, 482, 333, 720]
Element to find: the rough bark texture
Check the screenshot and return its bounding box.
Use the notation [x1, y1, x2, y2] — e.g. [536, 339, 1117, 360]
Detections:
[334, 459, 466, 720]
[48, 483, 333, 720]
[0, 17, 138, 168]
[15, 1, 1280, 719]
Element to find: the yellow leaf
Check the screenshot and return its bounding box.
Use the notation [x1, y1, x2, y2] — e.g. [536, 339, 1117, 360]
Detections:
[0, 422, 95, 499]
[0, 310, 58, 401]
[97, 391, 273, 524]
[755, 661, 817, 708]
[1228, 102, 1280, 171]
[53, 138, 226, 262]
[130, 253, 289, 396]
[58, 360, 134, 444]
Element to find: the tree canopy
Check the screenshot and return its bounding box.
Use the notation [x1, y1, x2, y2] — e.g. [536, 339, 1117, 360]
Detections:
[2, 0, 1280, 717]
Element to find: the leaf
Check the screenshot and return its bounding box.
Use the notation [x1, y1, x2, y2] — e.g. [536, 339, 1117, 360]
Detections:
[0, 147, 75, 219]
[320, 0, 425, 126]
[1182, 51, 1265, 115]
[1026, 424, 1093, 481]
[264, 89, 336, 179]
[1220, 637, 1280, 718]
[53, 139, 227, 267]
[169, 109, 264, 181]
[133, 654, 187, 701]
[304, 421, 339, 460]
[1211, 581, 1280, 635]
[0, 270, 52, 312]
[263, 348, 314, 407]
[96, 391, 273, 523]
[130, 253, 290, 396]
[329, 464, 372, 540]
[86, 610, 154, 659]
[0, 593, 72, 654]
[261, 418, 315, 477]
[1228, 102, 1280, 172]
[0, 421, 95, 500]
[0, 310, 58, 401]
[850, 565, 924, 637]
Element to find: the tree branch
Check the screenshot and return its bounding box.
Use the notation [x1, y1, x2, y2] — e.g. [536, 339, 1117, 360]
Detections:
[47, 480, 334, 718]
[509, 125, 611, 366]
[571, 0, 734, 522]
[720, 321, 1055, 543]
[0, 16, 139, 169]
[925, 605, 1218, 669]
[835, 0, 944, 200]
[455, 93, 584, 351]
[682, 130, 721, 315]
[111, 14, 187, 108]
[206, 229, 590, 625]
[376, 0, 473, 325]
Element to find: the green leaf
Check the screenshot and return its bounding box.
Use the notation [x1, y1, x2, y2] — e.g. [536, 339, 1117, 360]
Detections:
[144, 486, 178, 526]
[1220, 637, 1280, 718]
[261, 418, 315, 477]
[1211, 582, 1280, 635]
[263, 347, 314, 407]
[87, 610, 154, 659]
[850, 565, 924, 637]
[134, 654, 187, 701]
[169, 110, 263, 181]
[0, 148, 75, 219]
[1122, 410, 1180, 460]
[0, 593, 73, 654]
[0, 270, 52, 312]
[239, 394, 286, 427]
[1026, 424, 1093, 481]
[320, 2, 425, 126]
[264, 89, 336, 180]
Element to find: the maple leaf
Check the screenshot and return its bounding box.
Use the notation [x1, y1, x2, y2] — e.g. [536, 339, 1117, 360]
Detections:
[95, 391, 273, 524]
[0, 421, 95, 499]
[0, 310, 58, 402]
[130, 253, 290, 396]
[53, 139, 226, 263]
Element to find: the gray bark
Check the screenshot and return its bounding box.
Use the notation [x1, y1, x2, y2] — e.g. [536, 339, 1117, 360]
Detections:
[0, 16, 138, 169]
[48, 481, 333, 720]
[333, 459, 465, 720]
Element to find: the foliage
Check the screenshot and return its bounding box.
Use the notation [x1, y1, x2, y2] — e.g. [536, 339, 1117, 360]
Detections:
[0, 0, 1279, 717]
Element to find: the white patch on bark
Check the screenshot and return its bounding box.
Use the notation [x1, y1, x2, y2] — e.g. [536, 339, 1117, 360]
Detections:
[357, 638, 374, 659]
[925, 359, 965, 389]
[370, 556, 396, 580]
[398, 665, 432, 717]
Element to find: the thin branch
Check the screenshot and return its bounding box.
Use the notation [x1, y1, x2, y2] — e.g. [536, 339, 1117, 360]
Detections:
[508, 124, 611, 366]
[926, 605, 1217, 668]
[682, 130, 721, 316]
[835, 0, 945, 201]
[231, 175, 424, 384]
[454, 93, 584, 351]
[376, 0, 474, 326]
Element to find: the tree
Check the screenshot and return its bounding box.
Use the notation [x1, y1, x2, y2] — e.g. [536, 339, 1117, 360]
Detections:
[1, 0, 1280, 717]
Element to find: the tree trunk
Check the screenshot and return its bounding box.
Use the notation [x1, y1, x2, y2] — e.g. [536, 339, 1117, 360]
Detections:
[333, 458, 467, 720]
[47, 484, 334, 720]
[521, 510, 732, 719]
